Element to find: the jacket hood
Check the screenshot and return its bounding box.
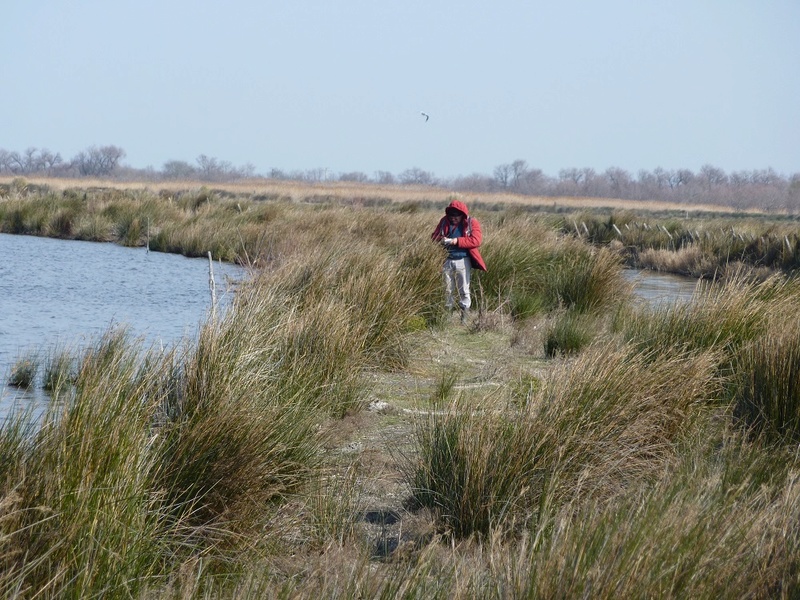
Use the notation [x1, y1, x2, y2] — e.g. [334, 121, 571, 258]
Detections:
[446, 199, 469, 217]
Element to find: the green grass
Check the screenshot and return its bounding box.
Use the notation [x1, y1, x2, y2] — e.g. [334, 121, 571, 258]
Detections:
[559, 211, 800, 276]
[3, 184, 800, 596]
[478, 217, 630, 319]
[409, 342, 721, 540]
[733, 319, 800, 443]
[8, 354, 38, 388]
[42, 345, 75, 395]
[543, 309, 599, 356]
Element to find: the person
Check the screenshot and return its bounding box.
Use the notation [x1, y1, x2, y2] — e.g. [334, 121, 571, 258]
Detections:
[431, 197, 487, 324]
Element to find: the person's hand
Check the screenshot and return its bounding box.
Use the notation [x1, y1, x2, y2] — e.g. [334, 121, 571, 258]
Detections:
[442, 237, 456, 246]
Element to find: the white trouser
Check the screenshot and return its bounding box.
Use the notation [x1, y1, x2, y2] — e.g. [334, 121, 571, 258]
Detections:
[443, 258, 471, 310]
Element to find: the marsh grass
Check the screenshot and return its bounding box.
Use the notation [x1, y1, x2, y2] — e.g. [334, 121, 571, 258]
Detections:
[8, 354, 38, 388]
[0, 331, 172, 596]
[478, 443, 800, 599]
[733, 319, 800, 443]
[410, 342, 720, 539]
[637, 245, 721, 278]
[613, 274, 782, 368]
[543, 241, 628, 313]
[306, 460, 366, 547]
[410, 397, 545, 539]
[42, 345, 75, 395]
[0, 300, 362, 595]
[543, 309, 600, 356]
[479, 217, 629, 319]
[478, 219, 552, 318]
[5, 183, 800, 596]
[568, 211, 800, 276]
[430, 369, 460, 405]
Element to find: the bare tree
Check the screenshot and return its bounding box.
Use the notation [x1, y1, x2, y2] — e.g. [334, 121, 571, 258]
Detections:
[194, 155, 254, 181]
[23, 147, 42, 173]
[699, 164, 727, 188]
[604, 167, 632, 197]
[304, 168, 328, 182]
[196, 154, 225, 180]
[39, 149, 63, 174]
[162, 160, 196, 179]
[74, 145, 126, 176]
[752, 168, 779, 186]
[789, 174, 800, 206]
[518, 168, 546, 195]
[398, 167, 435, 185]
[559, 167, 595, 186]
[374, 171, 395, 185]
[452, 172, 494, 193]
[509, 159, 528, 190]
[557, 167, 596, 195]
[6, 151, 25, 174]
[493, 163, 512, 188]
[339, 171, 369, 183]
[239, 163, 256, 178]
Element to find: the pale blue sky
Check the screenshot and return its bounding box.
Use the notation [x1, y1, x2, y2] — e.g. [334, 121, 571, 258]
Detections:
[2, 1, 798, 178]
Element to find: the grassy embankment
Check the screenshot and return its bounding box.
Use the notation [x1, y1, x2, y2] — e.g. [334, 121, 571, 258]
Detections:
[1, 181, 800, 597]
[3, 175, 799, 277]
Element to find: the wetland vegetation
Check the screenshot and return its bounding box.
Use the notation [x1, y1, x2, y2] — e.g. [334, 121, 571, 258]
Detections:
[2, 178, 800, 597]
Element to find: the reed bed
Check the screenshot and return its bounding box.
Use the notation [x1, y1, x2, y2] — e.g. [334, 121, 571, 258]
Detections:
[542, 309, 601, 356]
[478, 216, 631, 319]
[4, 180, 799, 280]
[0, 205, 449, 596]
[564, 211, 800, 277]
[733, 318, 800, 444]
[613, 274, 781, 365]
[7, 354, 37, 388]
[409, 342, 721, 539]
[3, 183, 800, 596]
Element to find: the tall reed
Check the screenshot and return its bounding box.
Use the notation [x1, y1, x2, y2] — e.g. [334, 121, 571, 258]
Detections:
[8, 354, 38, 388]
[733, 319, 800, 443]
[490, 429, 800, 599]
[0, 330, 173, 597]
[409, 342, 720, 539]
[613, 274, 784, 368]
[479, 216, 629, 318]
[0, 263, 396, 595]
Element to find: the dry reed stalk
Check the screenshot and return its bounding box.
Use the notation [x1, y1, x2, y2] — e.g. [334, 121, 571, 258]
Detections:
[0, 175, 744, 213]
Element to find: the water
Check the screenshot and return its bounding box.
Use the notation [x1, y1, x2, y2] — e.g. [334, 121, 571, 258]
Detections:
[0, 234, 700, 418]
[623, 269, 702, 306]
[0, 233, 244, 416]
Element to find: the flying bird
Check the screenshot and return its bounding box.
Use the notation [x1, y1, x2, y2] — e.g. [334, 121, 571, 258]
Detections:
[420, 112, 430, 122]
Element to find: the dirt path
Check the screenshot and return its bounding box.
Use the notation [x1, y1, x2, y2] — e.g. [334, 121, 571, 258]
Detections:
[324, 315, 548, 558]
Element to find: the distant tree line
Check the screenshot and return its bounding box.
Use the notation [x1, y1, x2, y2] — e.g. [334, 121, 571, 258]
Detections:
[454, 160, 800, 212]
[0, 145, 128, 178]
[1, 145, 798, 211]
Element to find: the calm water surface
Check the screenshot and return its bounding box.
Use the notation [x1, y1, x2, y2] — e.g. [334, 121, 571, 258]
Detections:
[1, 233, 244, 415]
[1, 234, 701, 418]
[623, 268, 701, 305]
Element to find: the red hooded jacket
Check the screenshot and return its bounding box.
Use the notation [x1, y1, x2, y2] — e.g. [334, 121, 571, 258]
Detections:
[431, 200, 487, 272]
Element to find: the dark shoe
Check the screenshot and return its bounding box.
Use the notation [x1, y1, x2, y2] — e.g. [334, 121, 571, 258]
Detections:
[460, 307, 469, 325]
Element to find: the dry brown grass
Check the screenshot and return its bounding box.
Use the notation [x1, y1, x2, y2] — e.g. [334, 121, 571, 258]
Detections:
[0, 175, 744, 214]
[637, 245, 721, 277]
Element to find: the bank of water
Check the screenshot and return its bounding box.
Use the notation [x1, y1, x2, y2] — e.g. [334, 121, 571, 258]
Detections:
[1, 233, 245, 417]
[623, 268, 702, 306]
[1, 234, 703, 419]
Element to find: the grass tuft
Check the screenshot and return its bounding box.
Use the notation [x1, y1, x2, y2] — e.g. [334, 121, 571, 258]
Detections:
[8, 354, 38, 388]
